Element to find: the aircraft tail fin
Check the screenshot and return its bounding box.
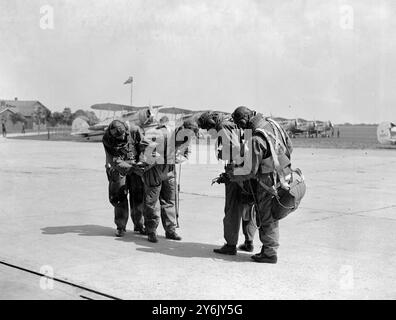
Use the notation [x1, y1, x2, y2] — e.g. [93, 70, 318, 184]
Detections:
[71, 117, 90, 136]
[377, 121, 396, 145]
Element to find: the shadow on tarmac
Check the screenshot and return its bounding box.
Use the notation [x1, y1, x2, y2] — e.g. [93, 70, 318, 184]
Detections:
[41, 224, 252, 262]
[42, 224, 116, 237]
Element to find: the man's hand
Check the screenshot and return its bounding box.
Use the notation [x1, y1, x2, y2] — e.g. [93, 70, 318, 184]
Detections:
[129, 164, 145, 177]
[211, 172, 230, 185]
[225, 163, 235, 175]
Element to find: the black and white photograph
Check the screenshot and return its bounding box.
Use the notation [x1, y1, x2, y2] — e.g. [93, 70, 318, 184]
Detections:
[0, 0, 395, 303]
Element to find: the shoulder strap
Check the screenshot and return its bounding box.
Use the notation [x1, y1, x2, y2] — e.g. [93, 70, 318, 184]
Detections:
[266, 118, 291, 159]
[254, 127, 290, 190]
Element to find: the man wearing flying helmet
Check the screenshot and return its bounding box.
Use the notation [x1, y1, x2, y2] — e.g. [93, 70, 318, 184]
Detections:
[138, 118, 199, 243]
[102, 119, 146, 237]
[229, 106, 305, 263]
[196, 111, 257, 256]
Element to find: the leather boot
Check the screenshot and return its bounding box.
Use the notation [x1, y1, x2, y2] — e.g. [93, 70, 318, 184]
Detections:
[238, 240, 254, 252]
[251, 252, 277, 263]
[165, 231, 182, 241]
[213, 244, 237, 255]
[148, 232, 158, 243]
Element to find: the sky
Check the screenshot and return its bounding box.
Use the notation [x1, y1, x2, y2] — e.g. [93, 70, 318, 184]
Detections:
[0, 0, 395, 123]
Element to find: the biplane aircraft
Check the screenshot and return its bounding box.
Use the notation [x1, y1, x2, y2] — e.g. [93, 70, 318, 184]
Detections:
[71, 103, 196, 139]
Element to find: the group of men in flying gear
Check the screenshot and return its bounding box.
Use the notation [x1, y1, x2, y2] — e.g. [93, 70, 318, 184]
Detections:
[103, 117, 198, 243]
[197, 107, 306, 263]
[102, 106, 306, 263]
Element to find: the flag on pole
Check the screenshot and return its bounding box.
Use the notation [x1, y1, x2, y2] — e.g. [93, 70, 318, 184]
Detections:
[124, 76, 133, 84]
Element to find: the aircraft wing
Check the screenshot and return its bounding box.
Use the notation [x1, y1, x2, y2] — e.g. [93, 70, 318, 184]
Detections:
[71, 130, 106, 138]
[88, 124, 109, 131]
[91, 103, 139, 112]
[71, 117, 106, 137]
[157, 106, 195, 115]
[91, 103, 163, 112]
[180, 109, 231, 121]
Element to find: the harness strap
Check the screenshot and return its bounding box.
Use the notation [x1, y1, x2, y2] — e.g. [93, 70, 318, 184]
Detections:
[255, 127, 290, 190]
[164, 130, 168, 165]
[267, 118, 290, 158]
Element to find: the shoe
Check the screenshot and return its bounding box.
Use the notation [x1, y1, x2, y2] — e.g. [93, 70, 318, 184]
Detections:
[148, 232, 158, 243]
[165, 232, 182, 241]
[238, 241, 254, 252]
[115, 228, 126, 237]
[213, 244, 237, 255]
[134, 225, 147, 235]
[251, 253, 277, 264]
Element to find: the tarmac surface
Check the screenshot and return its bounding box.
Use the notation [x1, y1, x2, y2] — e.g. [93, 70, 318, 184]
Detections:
[0, 137, 395, 299]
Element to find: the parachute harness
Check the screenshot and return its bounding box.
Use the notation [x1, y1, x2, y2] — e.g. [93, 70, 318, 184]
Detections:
[252, 119, 302, 211]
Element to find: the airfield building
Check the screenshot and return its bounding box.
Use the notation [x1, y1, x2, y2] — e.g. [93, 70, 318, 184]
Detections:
[0, 98, 50, 133]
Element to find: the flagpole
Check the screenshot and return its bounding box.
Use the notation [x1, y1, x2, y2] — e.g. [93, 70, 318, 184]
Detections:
[130, 77, 133, 106]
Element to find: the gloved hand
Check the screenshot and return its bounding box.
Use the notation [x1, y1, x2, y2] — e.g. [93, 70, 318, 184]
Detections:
[129, 164, 146, 177]
[211, 172, 230, 185]
[225, 163, 235, 175]
[106, 165, 123, 181]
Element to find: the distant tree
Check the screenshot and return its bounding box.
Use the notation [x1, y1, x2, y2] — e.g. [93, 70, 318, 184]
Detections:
[33, 106, 48, 124]
[85, 111, 99, 125]
[44, 108, 51, 123]
[72, 109, 87, 120]
[62, 107, 73, 125]
[47, 116, 56, 127]
[47, 111, 57, 127]
[50, 111, 64, 126]
[71, 109, 99, 126]
[9, 112, 27, 125]
[32, 106, 48, 132]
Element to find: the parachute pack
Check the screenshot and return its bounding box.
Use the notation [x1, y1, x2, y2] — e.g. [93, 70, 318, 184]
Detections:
[255, 118, 306, 220]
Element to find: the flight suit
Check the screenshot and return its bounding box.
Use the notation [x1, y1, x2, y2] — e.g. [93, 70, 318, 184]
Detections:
[139, 124, 180, 236]
[129, 173, 145, 229]
[231, 114, 293, 257]
[223, 179, 257, 246]
[142, 164, 178, 235]
[198, 113, 257, 248]
[102, 122, 144, 231]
